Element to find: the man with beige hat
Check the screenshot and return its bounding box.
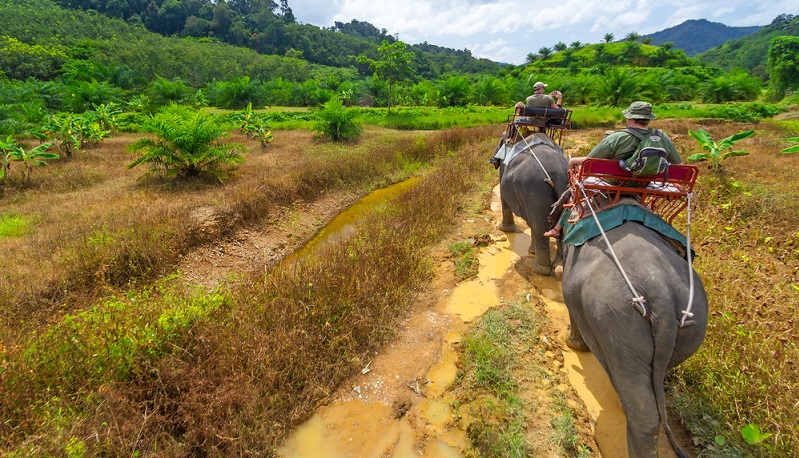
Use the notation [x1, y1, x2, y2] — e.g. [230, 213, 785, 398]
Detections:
[584, 100, 681, 163]
[525, 81, 562, 108]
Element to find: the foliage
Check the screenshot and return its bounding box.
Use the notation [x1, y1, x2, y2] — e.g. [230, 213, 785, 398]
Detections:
[699, 70, 762, 103]
[128, 105, 244, 180]
[0, 36, 68, 80]
[767, 36, 799, 100]
[210, 76, 266, 109]
[227, 103, 273, 146]
[311, 97, 362, 142]
[41, 113, 81, 157]
[698, 14, 799, 75]
[0, 134, 58, 184]
[687, 128, 754, 170]
[0, 0, 314, 86]
[594, 67, 640, 106]
[356, 40, 414, 113]
[781, 137, 799, 154]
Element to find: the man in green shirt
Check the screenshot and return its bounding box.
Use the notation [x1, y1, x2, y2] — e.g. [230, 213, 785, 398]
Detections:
[544, 101, 681, 238]
[583, 101, 681, 164]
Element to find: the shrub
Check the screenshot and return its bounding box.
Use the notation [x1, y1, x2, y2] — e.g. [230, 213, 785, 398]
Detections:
[128, 105, 244, 180]
[312, 97, 362, 142]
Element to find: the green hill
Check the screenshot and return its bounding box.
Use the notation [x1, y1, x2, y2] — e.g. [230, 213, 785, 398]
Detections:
[697, 14, 799, 78]
[0, 0, 314, 84]
[37, 0, 501, 79]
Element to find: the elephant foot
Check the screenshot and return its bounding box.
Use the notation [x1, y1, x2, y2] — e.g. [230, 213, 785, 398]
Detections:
[565, 330, 590, 352]
[531, 263, 553, 276]
[499, 222, 517, 232]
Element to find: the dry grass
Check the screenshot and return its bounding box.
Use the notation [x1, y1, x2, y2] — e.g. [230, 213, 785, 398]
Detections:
[663, 119, 798, 456]
[0, 124, 499, 455]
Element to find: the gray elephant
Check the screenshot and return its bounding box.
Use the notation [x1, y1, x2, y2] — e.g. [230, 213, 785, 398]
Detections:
[562, 217, 709, 458]
[496, 133, 570, 276]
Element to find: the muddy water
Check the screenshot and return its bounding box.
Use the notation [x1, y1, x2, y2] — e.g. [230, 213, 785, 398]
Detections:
[277, 183, 652, 457]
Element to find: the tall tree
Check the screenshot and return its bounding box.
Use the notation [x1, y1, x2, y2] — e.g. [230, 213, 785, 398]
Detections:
[767, 36, 799, 100]
[603, 33, 614, 43]
[356, 40, 414, 114]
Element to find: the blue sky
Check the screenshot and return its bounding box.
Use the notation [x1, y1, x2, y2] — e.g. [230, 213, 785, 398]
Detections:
[288, 0, 796, 65]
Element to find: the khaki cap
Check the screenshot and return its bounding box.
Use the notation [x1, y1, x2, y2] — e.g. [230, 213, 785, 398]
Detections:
[622, 101, 657, 119]
[533, 81, 548, 89]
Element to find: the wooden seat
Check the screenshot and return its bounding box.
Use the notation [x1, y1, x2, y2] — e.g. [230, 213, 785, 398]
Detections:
[567, 158, 699, 223]
[505, 105, 572, 147]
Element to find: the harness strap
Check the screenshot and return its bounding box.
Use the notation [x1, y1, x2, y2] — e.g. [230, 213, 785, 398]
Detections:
[680, 192, 696, 327]
[577, 181, 648, 318]
[517, 134, 554, 187]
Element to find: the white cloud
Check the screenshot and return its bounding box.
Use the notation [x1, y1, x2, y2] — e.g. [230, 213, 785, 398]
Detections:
[288, 0, 793, 64]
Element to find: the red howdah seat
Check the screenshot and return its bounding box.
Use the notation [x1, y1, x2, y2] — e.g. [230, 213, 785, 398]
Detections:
[567, 158, 699, 223]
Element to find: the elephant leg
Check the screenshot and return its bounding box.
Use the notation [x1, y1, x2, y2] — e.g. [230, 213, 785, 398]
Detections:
[616, 372, 661, 458]
[565, 315, 589, 352]
[499, 196, 517, 232]
[530, 233, 553, 276]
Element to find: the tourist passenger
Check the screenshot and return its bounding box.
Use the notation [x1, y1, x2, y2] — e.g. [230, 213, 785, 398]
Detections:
[544, 101, 680, 238]
[525, 81, 562, 108]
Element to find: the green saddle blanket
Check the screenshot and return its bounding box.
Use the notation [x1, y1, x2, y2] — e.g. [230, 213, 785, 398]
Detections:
[562, 203, 690, 252]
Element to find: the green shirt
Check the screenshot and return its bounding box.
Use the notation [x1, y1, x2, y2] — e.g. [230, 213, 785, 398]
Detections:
[587, 128, 682, 164]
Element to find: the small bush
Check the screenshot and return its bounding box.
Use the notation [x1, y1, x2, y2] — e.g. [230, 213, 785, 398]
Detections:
[312, 97, 362, 141]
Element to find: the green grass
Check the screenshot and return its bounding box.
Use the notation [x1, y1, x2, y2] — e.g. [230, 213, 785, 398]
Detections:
[0, 213, 33, 237]
[451, 298, 593, 457]
[448, 240, 479, 280]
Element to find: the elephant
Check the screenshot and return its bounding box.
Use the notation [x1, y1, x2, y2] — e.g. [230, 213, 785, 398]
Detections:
[496, 132, 570, 276]
[561, 218, 709, 458]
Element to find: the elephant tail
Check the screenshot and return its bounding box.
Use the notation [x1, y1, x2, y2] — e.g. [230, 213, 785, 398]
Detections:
[651, 314, 688, 458]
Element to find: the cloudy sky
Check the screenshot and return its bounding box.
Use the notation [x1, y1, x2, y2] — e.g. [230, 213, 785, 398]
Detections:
[287, 0, 795, 65]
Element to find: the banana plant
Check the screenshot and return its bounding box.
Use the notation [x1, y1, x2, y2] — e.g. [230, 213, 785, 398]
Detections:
[687, 128, 755, 170]
[42, 114, 81, 157]
[91, 102, 122, 130]
[781, 137, 799, 154]
[0, 136, 57, 184]
[0, 134, 14, 180]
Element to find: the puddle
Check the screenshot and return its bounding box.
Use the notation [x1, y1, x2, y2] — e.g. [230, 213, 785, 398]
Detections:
[293, 177, 420, 261]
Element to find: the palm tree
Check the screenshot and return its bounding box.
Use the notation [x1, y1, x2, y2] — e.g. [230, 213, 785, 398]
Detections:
[538, 46, 553, 59]
[554, 42, 567, 52]
[128, 106, 244, 180]
[603, 33, 614, 43]
[595, 67, 641, 106]
[625, 31, 642, 42]
[570, 41, 583, 49]
[525, 52, 538, 64]
[642, 37, 653, 45]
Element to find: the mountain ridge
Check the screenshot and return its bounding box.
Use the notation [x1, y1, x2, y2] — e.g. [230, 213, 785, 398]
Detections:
[643, 18, 762, 56]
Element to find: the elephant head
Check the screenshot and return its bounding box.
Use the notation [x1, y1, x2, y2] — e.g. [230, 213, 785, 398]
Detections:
[562, 219, 708, 457]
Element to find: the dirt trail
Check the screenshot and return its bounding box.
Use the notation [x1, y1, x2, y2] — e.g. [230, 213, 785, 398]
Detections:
[176, 130, 689, 457]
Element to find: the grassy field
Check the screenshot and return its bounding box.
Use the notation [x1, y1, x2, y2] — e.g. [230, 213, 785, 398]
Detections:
[0, 103, 797, 456]
[0, 122, 499, 455]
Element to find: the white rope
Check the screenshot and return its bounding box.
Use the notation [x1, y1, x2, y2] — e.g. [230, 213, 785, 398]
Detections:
[577, 181, 648, 317]
[680, 192, 696, 327]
